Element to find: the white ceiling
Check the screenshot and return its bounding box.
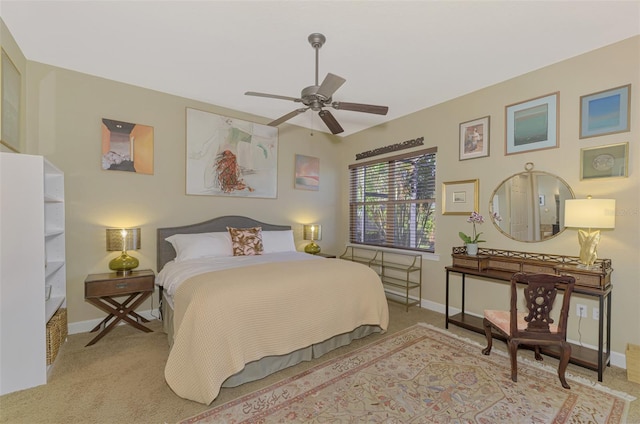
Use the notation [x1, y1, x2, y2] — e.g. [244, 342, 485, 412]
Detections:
[1, 1, 639, 137]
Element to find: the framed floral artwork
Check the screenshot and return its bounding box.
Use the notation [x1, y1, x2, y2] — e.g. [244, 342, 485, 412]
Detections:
[580, 84, 630, 139]
[459, 116, 490, 161]
[185, 108, 278, 198]
[505, 92, 559, 155]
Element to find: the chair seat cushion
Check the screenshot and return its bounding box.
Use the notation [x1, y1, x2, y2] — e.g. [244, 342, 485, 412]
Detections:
[484, 310, 559, 335]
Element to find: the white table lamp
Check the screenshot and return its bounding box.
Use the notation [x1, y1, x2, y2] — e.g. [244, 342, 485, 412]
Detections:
[564, 197, 615, 268]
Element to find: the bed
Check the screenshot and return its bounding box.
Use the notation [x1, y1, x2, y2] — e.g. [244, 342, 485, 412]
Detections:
[156, 216, 389, 404]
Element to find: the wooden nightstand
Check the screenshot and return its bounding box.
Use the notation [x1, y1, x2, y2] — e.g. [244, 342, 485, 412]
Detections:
[314, 253, 336, 258]
[84, 269, 155, 346]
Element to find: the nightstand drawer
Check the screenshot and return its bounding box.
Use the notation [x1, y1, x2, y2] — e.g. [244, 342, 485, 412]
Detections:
[85, 271, 155, 298]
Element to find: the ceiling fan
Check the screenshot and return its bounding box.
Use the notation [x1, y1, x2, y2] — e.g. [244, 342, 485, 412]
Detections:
[245, 33, 389, 135]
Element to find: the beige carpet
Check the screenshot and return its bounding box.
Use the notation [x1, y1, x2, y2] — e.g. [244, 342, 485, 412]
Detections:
[181, 323, 634, 423]
[0, 304, 638, 424]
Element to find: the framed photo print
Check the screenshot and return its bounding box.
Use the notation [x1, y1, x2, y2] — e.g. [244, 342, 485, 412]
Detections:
[442, 179, 479, 215]
[505, 92, 558, 155]
[580, 142, 628, 180]
[101, 118, 154, 174]
[580, 84, 630, 139]
[459, 116, 490, 160]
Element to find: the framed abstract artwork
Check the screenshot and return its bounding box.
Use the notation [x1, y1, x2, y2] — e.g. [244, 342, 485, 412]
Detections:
[186, 108, 278, 198]
[1, 49, 21, 153]
[580, 84, 630, 139]
[580, 142, 628, 180]
[294, 154, 319, 191]
[101, 118, 154, 174]
[459, 116, 490, 161]
[442, 179, 479, 215]
[505, 92, 559, 155]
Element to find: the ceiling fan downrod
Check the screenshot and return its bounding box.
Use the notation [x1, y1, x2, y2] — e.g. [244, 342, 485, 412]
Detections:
[308, 33, 326, 87]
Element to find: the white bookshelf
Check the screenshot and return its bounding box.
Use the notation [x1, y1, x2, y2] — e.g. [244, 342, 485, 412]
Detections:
[0, 152, 66, 395]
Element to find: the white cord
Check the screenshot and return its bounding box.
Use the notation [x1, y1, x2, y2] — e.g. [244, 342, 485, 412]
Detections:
[577, 315, 583, 346]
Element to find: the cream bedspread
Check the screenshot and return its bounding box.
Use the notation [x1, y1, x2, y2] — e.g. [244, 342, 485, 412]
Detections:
[164, 258, 389, 404]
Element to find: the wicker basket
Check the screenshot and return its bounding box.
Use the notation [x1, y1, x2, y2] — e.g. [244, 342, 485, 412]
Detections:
[627, 343, 640, 384]
[46, 308, 67, 365]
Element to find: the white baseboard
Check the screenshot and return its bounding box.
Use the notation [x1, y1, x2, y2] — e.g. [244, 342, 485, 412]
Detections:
[67, 309, 161, 335]
[418, 298, 627, 370]
[69, 301, 628, 370]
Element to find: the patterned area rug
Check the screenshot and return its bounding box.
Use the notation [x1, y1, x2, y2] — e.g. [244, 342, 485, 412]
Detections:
[180, 323, 634, 423]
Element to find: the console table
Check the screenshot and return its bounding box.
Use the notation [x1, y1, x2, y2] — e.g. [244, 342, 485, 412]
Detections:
[445, 246, 612, 382]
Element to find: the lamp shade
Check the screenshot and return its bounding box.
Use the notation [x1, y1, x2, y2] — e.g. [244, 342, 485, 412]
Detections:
[564, 198, 615, 229]
[106, 228, 141, 252]
[303, 224, 322, 241]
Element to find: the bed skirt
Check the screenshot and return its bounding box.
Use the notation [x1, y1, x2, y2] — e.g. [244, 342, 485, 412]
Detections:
[161, 295, 384, 388]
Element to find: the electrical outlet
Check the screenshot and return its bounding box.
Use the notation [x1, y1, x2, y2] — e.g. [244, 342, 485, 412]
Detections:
[576, 304, 587, 318]
[593, 307, 599, 320]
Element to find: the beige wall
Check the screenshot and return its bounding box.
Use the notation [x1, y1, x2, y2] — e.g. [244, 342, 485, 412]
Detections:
[23, 61, 343, 326]
[341, 36, 640, 356]
[0, 20, 26, 154]
[4, 13, 638, 358]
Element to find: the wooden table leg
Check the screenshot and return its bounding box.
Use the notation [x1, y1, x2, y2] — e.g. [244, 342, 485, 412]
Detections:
[89, 293, 139, 332]
[85, 291, 153, 346]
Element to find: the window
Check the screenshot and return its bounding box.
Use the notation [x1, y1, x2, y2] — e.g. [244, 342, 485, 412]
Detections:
[348, 148, 437, 252]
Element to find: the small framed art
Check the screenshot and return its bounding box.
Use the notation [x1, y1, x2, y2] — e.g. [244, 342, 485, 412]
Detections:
[442, 179, 479, 215]
[459, 116, 490, 160]
[505, 92, 558, 155]
[580, 142, 628, 180]
[580, 84, 630, 139]
[538, 194, 545, 206]
[294, 154, 319, 191]
[101, 118, 154, 174]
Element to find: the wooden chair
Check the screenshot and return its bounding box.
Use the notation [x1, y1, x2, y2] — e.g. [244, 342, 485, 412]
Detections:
[482, 272, 576, 389]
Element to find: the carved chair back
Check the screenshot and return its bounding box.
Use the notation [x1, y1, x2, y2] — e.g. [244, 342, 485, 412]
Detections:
[510, 272, 575, 341]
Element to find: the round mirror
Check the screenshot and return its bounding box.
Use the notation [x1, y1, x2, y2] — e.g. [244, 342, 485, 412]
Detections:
[490, 163, 574, 242]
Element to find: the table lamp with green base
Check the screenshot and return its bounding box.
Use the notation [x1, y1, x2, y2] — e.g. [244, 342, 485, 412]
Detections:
[303, 224, 322, 254]
[106, 227, 141, 275]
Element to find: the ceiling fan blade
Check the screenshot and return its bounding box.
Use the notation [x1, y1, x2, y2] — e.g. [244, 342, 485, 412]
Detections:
[332, 101, 389, 115]
[318, 110, 344, 134]
[268, 108, 309, 127]
[316, 73, 346, 99]
[245, 91, 301, 102]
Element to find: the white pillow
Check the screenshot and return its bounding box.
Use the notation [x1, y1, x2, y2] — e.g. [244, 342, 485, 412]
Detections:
[165, 232, 232, 261]
[261, 230, 297, 254]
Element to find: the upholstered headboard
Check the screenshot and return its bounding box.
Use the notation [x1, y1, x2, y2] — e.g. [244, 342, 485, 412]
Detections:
[156, 215, 291, 272]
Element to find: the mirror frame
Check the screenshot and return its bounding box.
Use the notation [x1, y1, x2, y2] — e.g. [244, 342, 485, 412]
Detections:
[489, 164, 575, 243]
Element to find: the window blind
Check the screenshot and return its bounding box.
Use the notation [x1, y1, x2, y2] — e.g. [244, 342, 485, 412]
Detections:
[348, 147, 437, 252]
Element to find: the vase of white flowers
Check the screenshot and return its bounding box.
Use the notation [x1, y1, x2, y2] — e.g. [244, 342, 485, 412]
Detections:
[459, 211, 488, 256]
